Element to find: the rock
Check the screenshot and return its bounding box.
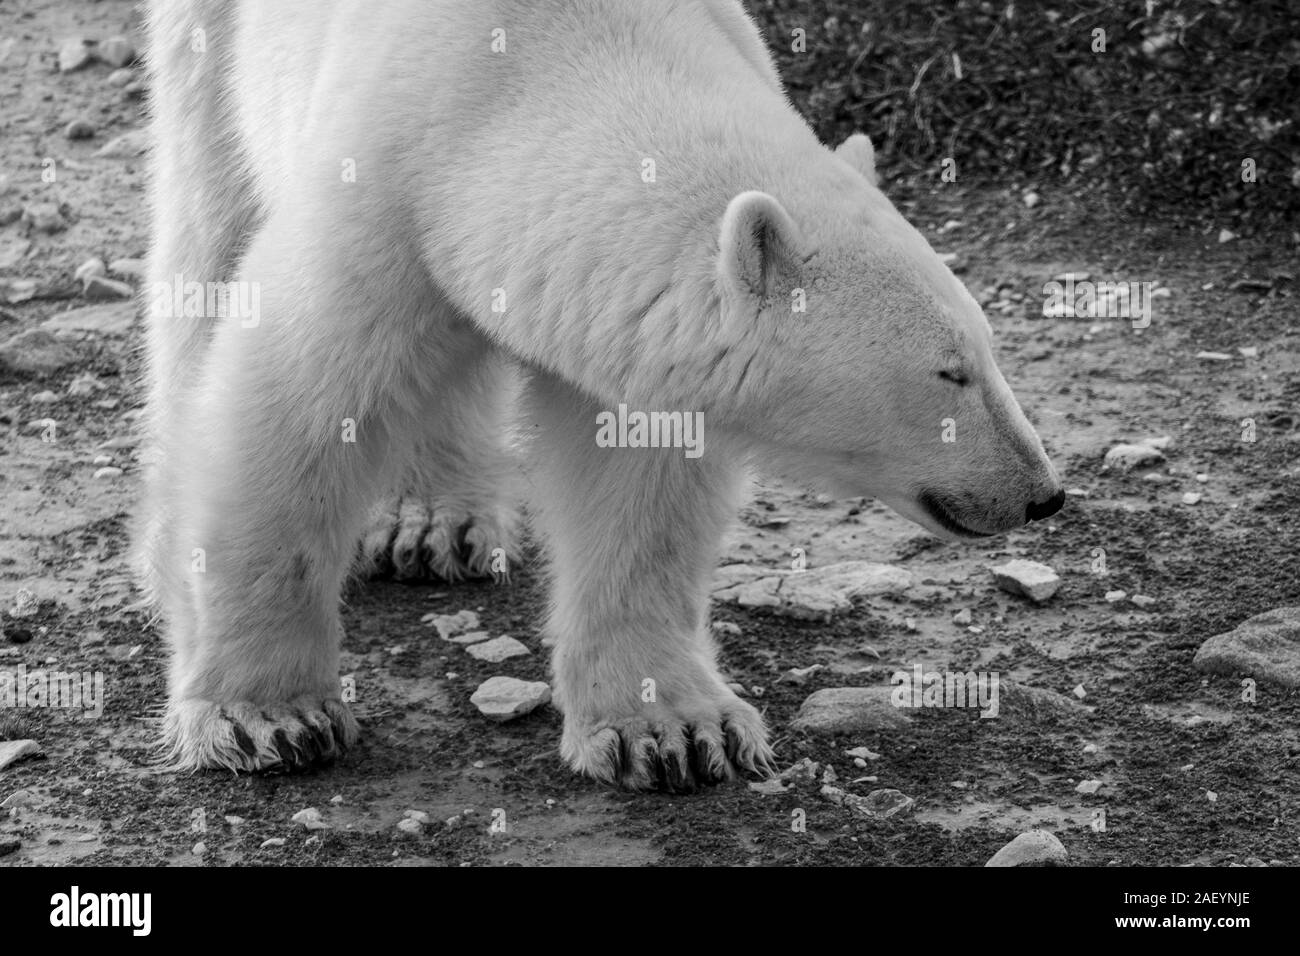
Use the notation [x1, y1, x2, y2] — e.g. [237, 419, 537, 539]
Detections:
[1075, 779, 1103, 794]
[710, 621, 741, 637]
[778, 757, 820, 784]
[1196, 351, 1233, 361]
[22, 203, 67, 233]
[259, 838, 286, 849]
[40, 302, 136, 336]
[32, 390, 58, 404]
[712, 561, 913, 621]
[0, 838, 19, 858]
[1238, 346, 1258, 358]
[83, 275, 133, 300]
[1131, 594, 1156, 609]
[790, 686, 910, 734]
[106, 68, 134, 87]
[290, 807, 328, 830]
[1181, 492, 1201, 505]
[58, 39, 93, 73]
[192, 841, 206, 856]
[1104, 590, 1126, 602]
[0, 739, 42, 771]
[108, 257, 145, 279]
[329, 795, 344, 805]
[93, 467, 124, 480]
[0, 329, 79, 377]
[822, 784, 914, 819]
[1103, 439, 1168, 471]
[396, 817, 422, 836]
[989, 559, 1061, 603]
[985, 830, 1068, 867]
[1218, 229, 1236, 243]
[0, 789, 33, 808]
[465, 635, 530, 662]
[778, 664, 823, 685]
[94, 130, 150, 159]
[470, 676, 550, 722]
[224, 815, 244, 826]
[747, 779, 790, 795]
[64, 119, 95, 140]
[952, 608, 972, 625]
[1193, 608, 1300, 687]
[426, 609, 480, 640]
[2, 278, 38, 304]
[75, 258, 106, 284]
[1022, 190, 1041, 208]
[852, 788, 915, 819]
[1082, 743, 1098, 754]
[844, 745, 881, 761]
[97, 36, 136, 68]
[404, 809, 429, 824]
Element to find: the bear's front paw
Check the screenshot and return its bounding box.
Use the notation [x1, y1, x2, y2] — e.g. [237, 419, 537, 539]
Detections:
[359, 495, 519, 582]
[162, 697, 358, 773]
[560, 691, 775, 792]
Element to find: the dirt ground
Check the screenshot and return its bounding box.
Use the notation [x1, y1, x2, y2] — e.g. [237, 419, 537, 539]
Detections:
[1, 0, 1297, 867]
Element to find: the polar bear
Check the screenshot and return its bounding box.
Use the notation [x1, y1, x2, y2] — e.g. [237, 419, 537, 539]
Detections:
[140, 0, 1062, 790]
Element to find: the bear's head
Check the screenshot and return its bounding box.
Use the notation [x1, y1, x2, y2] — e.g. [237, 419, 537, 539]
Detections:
[714, 134, 1062, 538]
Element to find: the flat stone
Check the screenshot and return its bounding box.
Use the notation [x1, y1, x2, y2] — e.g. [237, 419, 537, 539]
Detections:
[465, 635, 531, 663]
[989, 559, 1061, 603]
[0, 739, 42, 771]
[58, 39, 92, 73]
[0, 329, 80, 377]
[83, 275, 133, 301]
[470, 676, 550, 722]
[986, 830, 1068, 867]
[426, 609, 481, 640]
[1194, 608, 1300, 688]
[40, 302, 135, 336]
[97, 36, 136, 68]
[1103, 440, 1168, 471]
[790, 686, 910, 734]
[712, 561, 913, 621]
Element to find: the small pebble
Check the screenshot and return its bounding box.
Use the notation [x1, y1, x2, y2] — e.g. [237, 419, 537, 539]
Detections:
[64, 119, 95, 140]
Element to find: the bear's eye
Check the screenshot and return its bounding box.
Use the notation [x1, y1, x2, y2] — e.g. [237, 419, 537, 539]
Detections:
[938, 370, 970, 386]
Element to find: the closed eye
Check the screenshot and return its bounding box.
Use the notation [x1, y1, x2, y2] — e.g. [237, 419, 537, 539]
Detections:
[938, 370, 970, 386]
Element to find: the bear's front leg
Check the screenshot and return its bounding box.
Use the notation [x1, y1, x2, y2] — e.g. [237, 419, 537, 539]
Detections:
[525, 372, 775, 791]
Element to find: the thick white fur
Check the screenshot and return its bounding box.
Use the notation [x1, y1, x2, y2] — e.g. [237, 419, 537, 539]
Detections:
[141, 0, 1059, 786]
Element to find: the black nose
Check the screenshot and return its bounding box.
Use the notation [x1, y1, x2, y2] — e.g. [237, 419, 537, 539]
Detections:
[1026, 489, 1065, 522]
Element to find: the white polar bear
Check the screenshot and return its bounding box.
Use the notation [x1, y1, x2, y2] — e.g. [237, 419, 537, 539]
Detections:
[140, 0, 1062, 791]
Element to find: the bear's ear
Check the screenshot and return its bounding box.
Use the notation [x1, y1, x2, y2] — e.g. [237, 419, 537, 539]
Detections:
[835, 133, 878, 186]
[718, 190, 802, 300]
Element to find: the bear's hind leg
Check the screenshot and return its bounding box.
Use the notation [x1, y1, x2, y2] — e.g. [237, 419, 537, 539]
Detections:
[358, 345, 522, 582]
[525, 371, 775, 791]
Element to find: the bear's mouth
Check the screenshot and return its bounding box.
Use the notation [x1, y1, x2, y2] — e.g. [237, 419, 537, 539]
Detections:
[919, 491, 994, 538]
